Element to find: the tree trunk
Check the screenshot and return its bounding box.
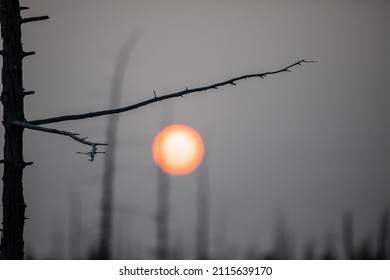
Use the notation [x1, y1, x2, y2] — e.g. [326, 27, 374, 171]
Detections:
[97, 36, 135, 260]
[0, 0, 27, 259]
[196, 159, 210, 260]
[156, 167, 170, 259]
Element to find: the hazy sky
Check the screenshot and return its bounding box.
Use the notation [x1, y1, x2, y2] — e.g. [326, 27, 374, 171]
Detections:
[1, 0, 390, 258]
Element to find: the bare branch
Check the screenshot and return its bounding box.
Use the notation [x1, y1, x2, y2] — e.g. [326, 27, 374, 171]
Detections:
[22, 16, 49, 24]
[29, 59, 315, 126]
[12, 121, 107, 161]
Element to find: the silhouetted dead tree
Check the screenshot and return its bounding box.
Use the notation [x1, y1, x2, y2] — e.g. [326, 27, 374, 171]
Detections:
[196, 142, 211, 260]
[97, 34, 138, 260]
[0, 0, 49, 259]
[273, 213, 295, 259]
[154, 105, 173, 260]
[0, 0, 313, 259]
[68, 190, 82, 259]
[342, 211, 354, 259]
[156, 167, 170, 259]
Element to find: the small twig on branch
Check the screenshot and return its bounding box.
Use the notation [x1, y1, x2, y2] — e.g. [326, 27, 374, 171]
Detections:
[29, 59, 315, 126]
[76, 149, 105, 161]
[77, 150, 105, 156]
[22, 90, 35, 97]
[12, 121, 107, 161]
[22, 51, 35, 58]
[19, 162, 33, 168]
[22, 16, 49, 24]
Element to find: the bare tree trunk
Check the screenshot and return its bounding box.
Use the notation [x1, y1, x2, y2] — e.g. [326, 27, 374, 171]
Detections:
[0, 0, 27, 259]
[156, 167, 170, 259]
[342, 211, 354, 259]
[196, 152, 210, 259]
[154, 105, 172, 260]
[97, 58, 122, 259]
[97, 35, 136, 259]
[68, 190, 82, 259]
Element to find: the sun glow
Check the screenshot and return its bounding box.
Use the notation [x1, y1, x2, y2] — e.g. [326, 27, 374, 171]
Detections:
[152, 124, 204, 176]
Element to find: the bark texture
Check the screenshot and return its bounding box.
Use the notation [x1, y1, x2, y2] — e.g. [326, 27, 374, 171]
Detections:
[1, 0, 27, 259]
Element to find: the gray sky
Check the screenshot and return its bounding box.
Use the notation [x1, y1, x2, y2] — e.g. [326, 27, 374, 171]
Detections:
[1, 0, 390, 258]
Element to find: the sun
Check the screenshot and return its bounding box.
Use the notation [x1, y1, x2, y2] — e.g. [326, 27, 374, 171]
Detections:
[152, 124, 204, 176]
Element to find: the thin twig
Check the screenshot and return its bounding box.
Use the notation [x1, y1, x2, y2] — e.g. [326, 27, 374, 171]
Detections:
[22, 16, 49, 24]
[22, 90, 35, 97]
[12, 121, 106, 161]
[29, 59, 315, 126]
[22, 51, 35, 58]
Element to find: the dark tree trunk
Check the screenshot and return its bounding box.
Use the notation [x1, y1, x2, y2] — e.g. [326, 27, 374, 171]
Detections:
[97, 36, 135, 260]
[0, 0, 27, 259]
[196, 158, 210, 260]
[156, 167, 170, 259]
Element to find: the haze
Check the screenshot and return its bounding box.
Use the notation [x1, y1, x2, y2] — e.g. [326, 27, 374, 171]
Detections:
[1, 0, 389, 258]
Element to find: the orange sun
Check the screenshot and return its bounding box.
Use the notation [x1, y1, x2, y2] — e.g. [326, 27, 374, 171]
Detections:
[152, 124, 204, 176]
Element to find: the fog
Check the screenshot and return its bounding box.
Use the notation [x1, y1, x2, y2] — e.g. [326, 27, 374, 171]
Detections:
[1, 0, 389, 258]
